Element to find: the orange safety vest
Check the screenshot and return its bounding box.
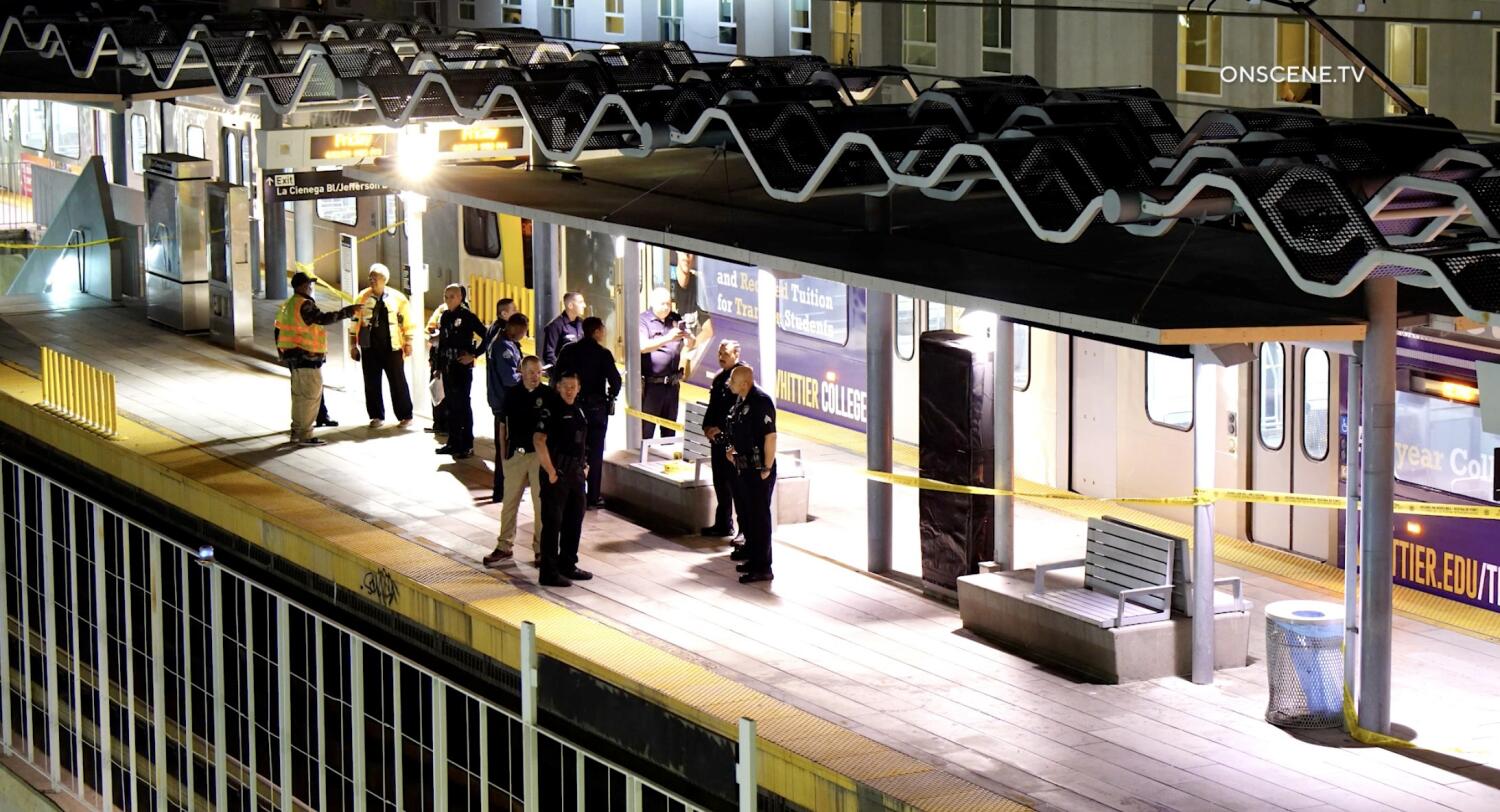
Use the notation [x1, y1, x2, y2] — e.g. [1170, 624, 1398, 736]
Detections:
[275, 294, 328, 355]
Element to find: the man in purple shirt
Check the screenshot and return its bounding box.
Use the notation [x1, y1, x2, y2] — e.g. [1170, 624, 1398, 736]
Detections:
[638, 286, 695, 439]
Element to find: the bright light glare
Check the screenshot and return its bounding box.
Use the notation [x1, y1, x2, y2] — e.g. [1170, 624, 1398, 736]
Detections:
[397, 131, 437, 180]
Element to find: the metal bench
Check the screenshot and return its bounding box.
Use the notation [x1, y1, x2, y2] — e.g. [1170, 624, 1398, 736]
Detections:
[1171, 531, 1246, 616]
[1029, 517, 1175, 628]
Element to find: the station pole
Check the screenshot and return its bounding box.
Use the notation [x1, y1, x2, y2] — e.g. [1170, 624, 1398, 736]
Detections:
[1343, 343, 1362, 697]
[1359, 279, 1397, 734]
[756, 269, 777, 402]
[533, 223, 560, 332]
[403, 192, 429, 414]
[1191, 351, 1218, 684]
[866, 289, 893, 573]
[622, 239, 642, 450]
[994, 317, 1015, 570]
[260, 99, 287, 301]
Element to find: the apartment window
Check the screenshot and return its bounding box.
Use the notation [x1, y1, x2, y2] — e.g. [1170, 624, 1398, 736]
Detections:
[831, 1, 861, 65]
[603, 0, 624, 35]
[317, 197, 358, 226]
[185, 124, 206, 159]
[499, 0, 522, 24]
[1257, 342, 1286, 449]
[129, 113, 148, 173]
[1302, 349, 1330, 460]
[51, 103, 81, 158]
[19, 99, 46, 150]
[1145, 352, 1193, 431]
[552, 0, 574, 39]
[1274, 18, 1321, 104]
[1386, 23, 1429, 114]
[1178, 11, 1223, 95]
[458, 0, 475, 21]
[895, 295, 915, 360]
[982, 0, 1013, 74]
[903, 0, 937, 68]
[659, 0, 683, 40]
[718, 0, 738, 45]
[790, 0, 812, 54]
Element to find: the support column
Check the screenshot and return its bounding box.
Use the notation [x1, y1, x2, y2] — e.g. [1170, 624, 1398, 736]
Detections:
[520, 621, 540, 812]
[1359, 279, 1397, 734]
[1343, 343, 1363, 695]
[1191, 352, 1219, 685]
[756, 269, 777, 399]
[737, 718, 758, 811]
[403, 193, 429, 414]
[260, 99, 287, 300]
[533, 223, 560, 326]
[866, 289, 893, 573]
[994, 318, 1015, 570]
[108, 112, 128, 186]
[623, 240, 643, 450]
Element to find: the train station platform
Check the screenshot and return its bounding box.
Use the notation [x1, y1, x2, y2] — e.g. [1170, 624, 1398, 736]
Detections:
[3, 298, 1500, 812]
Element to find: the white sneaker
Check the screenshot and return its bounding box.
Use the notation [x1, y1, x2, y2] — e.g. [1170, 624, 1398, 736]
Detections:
[369, 419, 384, 428]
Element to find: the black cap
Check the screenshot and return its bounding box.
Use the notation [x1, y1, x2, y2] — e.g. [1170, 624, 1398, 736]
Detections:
[291, 272, 313, 290]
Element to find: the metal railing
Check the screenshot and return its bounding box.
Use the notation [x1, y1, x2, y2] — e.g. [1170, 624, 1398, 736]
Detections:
[0, 161, 38, 231]
[38, 346, 117, 437]
[468, 275, 534, 327]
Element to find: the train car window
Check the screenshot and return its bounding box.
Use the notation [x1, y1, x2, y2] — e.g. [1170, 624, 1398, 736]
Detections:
[1145, 352, 1193, 431]
[0, 100, 11, 141]
[51, 103, 80, 159]
[926, 301, 947, 331]
[1013, 324, 1030, 391]
[317, 197, 358, 226]
[185, 124, 206, 159]
[130, 114, 149, 174]
[1258, 342, 1286, 450]
[19, 100, 46, 150]
[463, 207, 501, 258]
[1302, 348, 1330, 460]
[895, 296, 915, 360]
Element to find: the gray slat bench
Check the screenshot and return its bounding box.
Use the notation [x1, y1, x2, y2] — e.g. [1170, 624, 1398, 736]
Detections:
[1028, 516, 1177, 628]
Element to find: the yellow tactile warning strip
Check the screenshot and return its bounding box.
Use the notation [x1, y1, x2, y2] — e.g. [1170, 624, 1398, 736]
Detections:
[0, 364, 1031, 812]
[740, 384, 1500, 644]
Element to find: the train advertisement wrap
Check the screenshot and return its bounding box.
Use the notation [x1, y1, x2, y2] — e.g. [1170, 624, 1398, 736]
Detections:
[691, 257, 869, 430]
[1389, 389, 1500, 610]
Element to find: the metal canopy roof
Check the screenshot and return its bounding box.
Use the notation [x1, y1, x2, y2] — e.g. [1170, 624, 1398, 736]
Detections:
[346, 153, 1441, 347]
[6, 4, 1497, 327]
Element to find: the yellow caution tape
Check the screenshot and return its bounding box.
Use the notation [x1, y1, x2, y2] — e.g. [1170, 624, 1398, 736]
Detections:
[291, 219, 405, 275]
[864, 473, 1500, 520]
[1342, 687, 1414, 748]
[0, 236, 123, 250]
[625, 406, 684, 434]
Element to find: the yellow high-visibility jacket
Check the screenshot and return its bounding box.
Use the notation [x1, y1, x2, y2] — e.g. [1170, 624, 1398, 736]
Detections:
[349, 287, 414, 351]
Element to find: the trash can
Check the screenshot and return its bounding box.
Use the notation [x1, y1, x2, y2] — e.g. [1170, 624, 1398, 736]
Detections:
[1264, 600, 1344, 728]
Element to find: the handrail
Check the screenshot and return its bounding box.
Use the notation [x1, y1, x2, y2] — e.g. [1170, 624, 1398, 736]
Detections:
[39, 345, 117, 437]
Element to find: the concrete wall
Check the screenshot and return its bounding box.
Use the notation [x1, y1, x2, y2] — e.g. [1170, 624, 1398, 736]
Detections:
[0, 760, 61, 812]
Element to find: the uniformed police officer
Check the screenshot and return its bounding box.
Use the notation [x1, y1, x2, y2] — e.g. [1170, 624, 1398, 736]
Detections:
[434, 284, 492, 459]
[700, 340, 743, 539]
[638, 286, 695, 439]
[485, 308, 527, 502]
[552, 316, 621, 507]
[539, 291, 586, 378]
[534, 371, 594, 587]
[725, 365, 777, 584]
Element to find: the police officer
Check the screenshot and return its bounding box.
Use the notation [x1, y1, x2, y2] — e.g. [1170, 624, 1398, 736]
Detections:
[700, 340, 743, 539]
[534, 371, 593, 587]
[553, 316, 621, 508]
[539, 291, 586, 377]
[638, 286, 695, 439]
[725, 365, 777, 584]
[434, 284, 492, 459]
[485, 308, 527, 502]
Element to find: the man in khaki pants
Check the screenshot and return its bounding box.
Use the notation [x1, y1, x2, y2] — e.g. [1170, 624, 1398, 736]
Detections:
[274, 272, 361, 446]
[484, 356, 551, 564]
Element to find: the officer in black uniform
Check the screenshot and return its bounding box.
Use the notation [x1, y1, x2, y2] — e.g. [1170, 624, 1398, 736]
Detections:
[539, 291, 586, 378]
[552, 316, 621, 508]
[700, 339, 743, 538]
[725, 365, 778, 584]
[534, 371, 593, 587]
[434, 284, 492, 459]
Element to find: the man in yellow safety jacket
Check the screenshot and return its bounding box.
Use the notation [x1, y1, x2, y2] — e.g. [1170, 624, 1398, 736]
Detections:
[348, 263, 415, 428]
[275, 272, 361, 446]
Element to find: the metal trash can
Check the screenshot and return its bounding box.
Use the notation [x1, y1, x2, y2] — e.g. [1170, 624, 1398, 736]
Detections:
[1265, 600, 1344, 728]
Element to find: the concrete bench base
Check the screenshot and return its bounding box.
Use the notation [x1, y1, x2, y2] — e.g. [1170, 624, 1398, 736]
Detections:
[958, 569, 1251, 684]
[601, 451, 808, 535]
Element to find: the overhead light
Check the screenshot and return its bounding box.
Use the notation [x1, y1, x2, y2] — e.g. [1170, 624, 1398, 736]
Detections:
[1356, 3, 1367, 12]
[1405, 521, 1422, 537]
[397, 128, 437, 181]
[1178, 13, 1191, 28]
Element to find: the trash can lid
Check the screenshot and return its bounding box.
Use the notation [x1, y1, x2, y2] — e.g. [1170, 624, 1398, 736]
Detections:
[1265, 600, 1344, 625]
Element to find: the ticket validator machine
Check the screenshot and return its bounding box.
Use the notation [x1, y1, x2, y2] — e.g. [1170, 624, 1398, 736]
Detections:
[144, 154, 214, 332]
[207, 182, 253, 350]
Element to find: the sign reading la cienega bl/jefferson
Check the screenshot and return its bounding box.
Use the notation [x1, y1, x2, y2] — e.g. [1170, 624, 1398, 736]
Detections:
[267, 170, 391, 202]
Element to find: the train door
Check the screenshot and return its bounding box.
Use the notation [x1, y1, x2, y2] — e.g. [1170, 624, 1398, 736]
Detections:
[1249, 343, 1335, 556]
[1070, 336, 1118, 497]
